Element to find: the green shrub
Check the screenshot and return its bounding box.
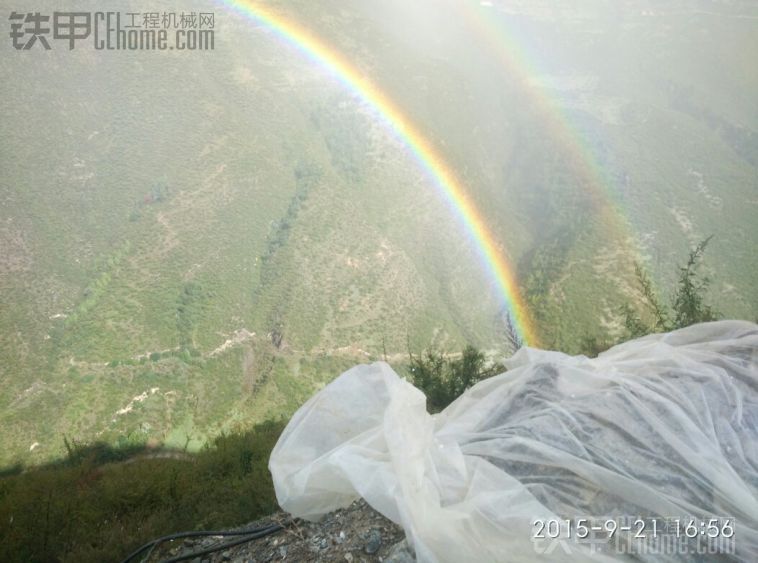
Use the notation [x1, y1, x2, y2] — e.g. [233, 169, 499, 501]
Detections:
[578, 236, 720, 357]
[408, 345, 504, 412]
[622, 236, 720, 337]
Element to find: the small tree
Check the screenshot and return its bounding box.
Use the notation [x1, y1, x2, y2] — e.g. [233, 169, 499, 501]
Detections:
[503, 312, 524, 353]
[671, 236, 718, 327]
[623, 236, 719, 337]
[631, 262, 669, 332]
[409, 345, 504, 412]
[581, 236, 721, 357]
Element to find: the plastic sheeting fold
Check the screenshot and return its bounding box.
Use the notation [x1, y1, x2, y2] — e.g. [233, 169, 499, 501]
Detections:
[270, 321, 758, 561]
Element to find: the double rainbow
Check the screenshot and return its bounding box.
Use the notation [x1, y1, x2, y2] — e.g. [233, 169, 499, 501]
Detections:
[457, 3, 631, 236]
[220, 1, 540, 346]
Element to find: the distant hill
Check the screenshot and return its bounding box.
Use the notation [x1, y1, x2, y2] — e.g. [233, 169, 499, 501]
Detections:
[1, 0, 756, 466]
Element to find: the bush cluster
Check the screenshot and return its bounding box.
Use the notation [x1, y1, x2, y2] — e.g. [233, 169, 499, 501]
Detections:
[408, 345, 505, 412]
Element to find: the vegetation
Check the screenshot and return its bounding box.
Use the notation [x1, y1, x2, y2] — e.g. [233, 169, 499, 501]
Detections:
[623, 236, 720, 338]
[0, 237, 736, 562]
[579, 237, 720, 356]
[2, 1, 756, 467]
[412, 238, 723, 412]
[0, 420, 284, 563]
[407, 345, 505, 412]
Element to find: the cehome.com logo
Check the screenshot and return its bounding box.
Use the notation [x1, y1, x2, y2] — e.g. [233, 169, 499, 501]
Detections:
[9, 11, 215, 51]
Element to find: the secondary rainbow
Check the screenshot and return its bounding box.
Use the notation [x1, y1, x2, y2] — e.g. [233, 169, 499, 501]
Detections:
[455, 2, 652, 299]
[220, 1, 540, 346]
[457, 3, 633, 237]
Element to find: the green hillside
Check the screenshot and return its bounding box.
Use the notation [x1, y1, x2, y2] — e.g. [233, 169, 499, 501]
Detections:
[1, 0, 756, 466]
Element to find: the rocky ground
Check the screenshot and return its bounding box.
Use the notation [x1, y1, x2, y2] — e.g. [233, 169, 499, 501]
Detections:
[147, 499, 415, 563]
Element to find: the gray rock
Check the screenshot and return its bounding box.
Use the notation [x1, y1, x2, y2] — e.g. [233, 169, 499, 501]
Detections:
[364, 528, 381, 555]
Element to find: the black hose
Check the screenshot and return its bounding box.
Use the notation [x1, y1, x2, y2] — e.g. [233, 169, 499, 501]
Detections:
[160, 524, 284, 562]
[119, 521, 288, 563]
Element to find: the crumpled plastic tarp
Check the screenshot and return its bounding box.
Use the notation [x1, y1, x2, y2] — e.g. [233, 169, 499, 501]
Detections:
[269, 321, 758, 562]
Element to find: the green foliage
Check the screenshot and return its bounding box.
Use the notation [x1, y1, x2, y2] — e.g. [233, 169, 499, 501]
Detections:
[63, 242, 131, 330]
[408, 345, 504, 412]
[624, 236, 720, 336]
[671, 236, 719, 327]
[176, 282, 208, 349]
[580, 237, 721, 356]
[630, 262, 670, 333]
[577, 334, 615, 358]
[0, 420, 284, 563]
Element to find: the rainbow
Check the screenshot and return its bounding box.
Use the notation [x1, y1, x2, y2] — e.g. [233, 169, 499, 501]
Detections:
[219, 1, 540, 346]
[454, 2, 649, 306]
[456, 2, 633, 238]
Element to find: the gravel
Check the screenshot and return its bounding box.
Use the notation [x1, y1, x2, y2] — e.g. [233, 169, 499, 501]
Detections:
[148, 499, 413, 562]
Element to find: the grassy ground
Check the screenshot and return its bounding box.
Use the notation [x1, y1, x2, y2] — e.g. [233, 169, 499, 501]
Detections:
[0, 420, 285, 563]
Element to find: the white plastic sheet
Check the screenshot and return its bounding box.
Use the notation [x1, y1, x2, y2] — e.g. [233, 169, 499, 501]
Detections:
[269, 321, 758, 561]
